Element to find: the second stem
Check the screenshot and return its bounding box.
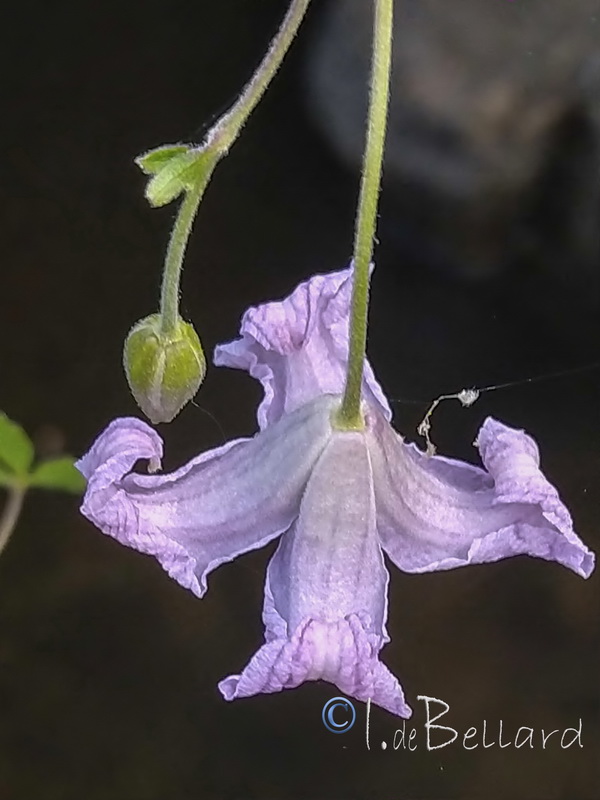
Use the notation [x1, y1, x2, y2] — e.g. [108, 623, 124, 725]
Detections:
[158, 0, 312, 337]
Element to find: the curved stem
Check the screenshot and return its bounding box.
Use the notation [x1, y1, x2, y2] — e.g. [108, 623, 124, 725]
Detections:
[0, 487, 26, 558]
[158, 0, 312, 335]
[335, 0, 394, 430]
[213, 0, 312, 149]
[159, 176, 211, 336]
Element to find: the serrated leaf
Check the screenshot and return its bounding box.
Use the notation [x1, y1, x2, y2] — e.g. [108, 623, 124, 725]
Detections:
[0, 413, 34, 477]
[29, 457, 87, 494]
[135, 145, 190, 176]
[145, 149, 216, 207]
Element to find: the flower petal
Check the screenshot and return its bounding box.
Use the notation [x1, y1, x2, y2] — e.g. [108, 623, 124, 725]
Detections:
[474, 417, 595, 576]
[266, 432, 389, 635]
[219, 614, 411, 719]
[214, 265, 391, 429]
[371, 410, 595, 578]
[76, 395, 336, 597]
[219, 431, 411, 717]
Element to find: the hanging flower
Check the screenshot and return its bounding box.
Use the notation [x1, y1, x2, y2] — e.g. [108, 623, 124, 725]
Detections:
[77, 266, 594, 718]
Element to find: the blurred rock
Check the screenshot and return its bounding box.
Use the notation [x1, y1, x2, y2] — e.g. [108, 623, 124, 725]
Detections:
[306, 0, 600, 290]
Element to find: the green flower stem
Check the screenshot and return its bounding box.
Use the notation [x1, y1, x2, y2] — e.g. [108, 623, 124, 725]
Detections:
[159, 0, 311, 337]
[335, 0, 394, 431]
[0, 486, 26, 558]
[212, 0, 312, 150]
[159, 175, 212, 336]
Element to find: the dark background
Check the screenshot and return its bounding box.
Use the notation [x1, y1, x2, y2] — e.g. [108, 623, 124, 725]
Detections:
[0, 1, 598, 798]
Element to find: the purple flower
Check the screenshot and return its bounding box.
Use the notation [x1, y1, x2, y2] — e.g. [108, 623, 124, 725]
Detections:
[77, 266, 595, 718]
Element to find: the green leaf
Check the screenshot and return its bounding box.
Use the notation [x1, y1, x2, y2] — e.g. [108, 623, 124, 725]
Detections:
[29, 457, 87, 494]
[0, 413, 34, 477]
[144, 149, 216, 208]
[135, 144, 190, 176]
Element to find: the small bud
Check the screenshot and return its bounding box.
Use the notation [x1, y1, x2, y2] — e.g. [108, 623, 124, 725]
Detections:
[123, 314, 206, 424]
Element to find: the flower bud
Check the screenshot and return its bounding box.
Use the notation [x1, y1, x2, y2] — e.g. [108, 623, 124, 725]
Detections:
[123, 314, 206, 424]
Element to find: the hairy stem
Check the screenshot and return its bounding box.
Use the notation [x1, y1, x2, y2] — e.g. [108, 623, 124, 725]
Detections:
[336, 0, 394, 430]
[213, 0, 312, 149]
[159, 177, 210, 335]
[159, 0, 311, 334]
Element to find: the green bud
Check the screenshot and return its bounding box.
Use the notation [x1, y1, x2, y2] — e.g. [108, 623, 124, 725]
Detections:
[123, 314, 206, 424]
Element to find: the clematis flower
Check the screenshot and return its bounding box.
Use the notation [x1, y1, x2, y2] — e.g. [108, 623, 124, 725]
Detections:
[77, 266, 595, 718]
